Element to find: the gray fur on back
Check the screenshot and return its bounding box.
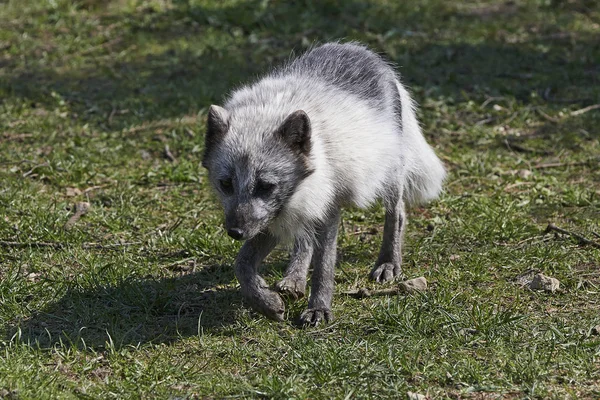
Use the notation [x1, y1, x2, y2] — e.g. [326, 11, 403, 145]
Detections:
[279, 43, 395, 104]
[279, 42, 402, 127]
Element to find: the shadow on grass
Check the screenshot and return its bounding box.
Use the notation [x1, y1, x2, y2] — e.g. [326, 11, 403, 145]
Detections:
[1, 0, 374, 130]
[7, 263, 246, 350]
[2, 0, 598, 133]
[498, 111, 600, 158]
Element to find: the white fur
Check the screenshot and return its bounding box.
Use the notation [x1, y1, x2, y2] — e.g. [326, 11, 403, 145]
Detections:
[395, 81, 446, 204]
[223, 73, 445, 242]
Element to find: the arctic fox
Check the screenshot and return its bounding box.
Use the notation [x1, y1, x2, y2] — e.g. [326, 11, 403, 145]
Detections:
[202, 42, 445, 325]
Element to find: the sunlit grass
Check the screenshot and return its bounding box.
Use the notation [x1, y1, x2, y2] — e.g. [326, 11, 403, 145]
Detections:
[1, 0, 599, 398]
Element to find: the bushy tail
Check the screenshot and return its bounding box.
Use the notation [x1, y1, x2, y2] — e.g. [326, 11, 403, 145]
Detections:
[396, 80, 446, 205]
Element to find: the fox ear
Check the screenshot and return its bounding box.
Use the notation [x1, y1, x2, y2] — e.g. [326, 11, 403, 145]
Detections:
[202, 105, 229, 168]
[277, 110, 311, 155]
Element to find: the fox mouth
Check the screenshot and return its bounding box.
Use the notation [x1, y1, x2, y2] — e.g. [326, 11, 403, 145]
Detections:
[224, 222, 266, 241]
[224, 209, 281, 241]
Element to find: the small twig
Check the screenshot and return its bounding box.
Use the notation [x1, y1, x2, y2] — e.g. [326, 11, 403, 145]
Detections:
[64, 202, 91, 230]
[570, 104, 600, 117]
[125, 116, 197, 134]
[593, 231, 600, 240]
[132, 181, 200, 188]
[0, 240, 141, 250]
[517, 236, 552, 248]
[167, 257, 196, 270]
[351, 228, 378, 236]
[545, 224, 600, 249]
[0, 240, 64, 249]
[157, 249, 192, 259]
[107, 107, 117, 126]
[0, 159, 36, 166]
[83, 185, 107, 194]
[155, 182, 180, 187]
[164, 145, 177, 162]
[504, 181, 535, 191]
[2, 133, 33, 141]
[504, 139, 549, 155]
[343, 287, 401, 298]
[481, 96, 506, 108]
[82, 242, 141, 249]
[536, 108, 561, 124]
[533, 160, 593, 169]
[22, 162, 49, 177]
[578, 271, 600, 278]
[475, 116, 496, 126]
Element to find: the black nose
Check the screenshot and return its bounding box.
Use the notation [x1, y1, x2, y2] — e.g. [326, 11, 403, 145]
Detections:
[227, 228, 245, 240]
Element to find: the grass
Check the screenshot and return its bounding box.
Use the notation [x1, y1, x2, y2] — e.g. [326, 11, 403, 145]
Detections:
[1, 0, 599, 398]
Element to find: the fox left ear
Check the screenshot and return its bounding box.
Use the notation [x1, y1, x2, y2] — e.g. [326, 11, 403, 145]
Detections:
[277, 110, 311, 155]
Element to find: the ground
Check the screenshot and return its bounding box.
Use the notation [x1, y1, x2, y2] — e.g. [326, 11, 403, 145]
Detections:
[1, 0, 599, 398]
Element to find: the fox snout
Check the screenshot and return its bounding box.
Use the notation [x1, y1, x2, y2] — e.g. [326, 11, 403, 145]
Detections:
[224, 214, 248, 240]
[225, 221, 260, 241]
[224, 203, 267, 241]
[226, 227, 245, 240]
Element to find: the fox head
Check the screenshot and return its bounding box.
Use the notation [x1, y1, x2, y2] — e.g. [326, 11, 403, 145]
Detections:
[202, 105, 314, 241]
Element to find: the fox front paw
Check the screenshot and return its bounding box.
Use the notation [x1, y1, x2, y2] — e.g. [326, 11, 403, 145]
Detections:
[369, 262, 402, 283]
[299, 308, 333, 327]
[242, 286, 285, 322]
[275, 276, 306, 300]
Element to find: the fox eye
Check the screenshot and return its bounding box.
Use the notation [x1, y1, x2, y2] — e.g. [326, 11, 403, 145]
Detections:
[255, 180, 276, 196]
[219, 179, 233, 195]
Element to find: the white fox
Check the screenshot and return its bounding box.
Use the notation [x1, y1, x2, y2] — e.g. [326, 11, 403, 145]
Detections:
[202, 42, 445, 325]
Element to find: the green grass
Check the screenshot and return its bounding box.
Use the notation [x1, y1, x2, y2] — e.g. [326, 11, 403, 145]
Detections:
[1, 0, 599, 398]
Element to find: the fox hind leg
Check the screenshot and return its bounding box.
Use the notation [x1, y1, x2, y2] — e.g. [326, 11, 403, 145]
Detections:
[370, 190, 406, 283]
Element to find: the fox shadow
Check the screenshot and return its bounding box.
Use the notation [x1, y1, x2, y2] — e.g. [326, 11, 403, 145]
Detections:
[8, 262, 252, 350]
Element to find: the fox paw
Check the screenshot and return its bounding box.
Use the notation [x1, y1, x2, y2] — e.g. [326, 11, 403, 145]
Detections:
[275, 276, 306, 300]
[370, 262, 402, 283]
[299, 308, 333, 327]
[242, 286, 285, 322]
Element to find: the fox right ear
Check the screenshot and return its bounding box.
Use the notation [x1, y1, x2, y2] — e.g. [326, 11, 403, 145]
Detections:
[202, 105, 229, 168]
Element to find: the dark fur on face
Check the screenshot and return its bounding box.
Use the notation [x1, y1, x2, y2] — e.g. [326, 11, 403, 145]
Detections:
[203, 108, 314, 240]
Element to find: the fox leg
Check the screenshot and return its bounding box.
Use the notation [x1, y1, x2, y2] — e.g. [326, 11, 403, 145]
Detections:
[235, 232, 285, 321]
[276, 236, 314, 299]
[370, 192, 406, 283]
[299, 210, 340, 326]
